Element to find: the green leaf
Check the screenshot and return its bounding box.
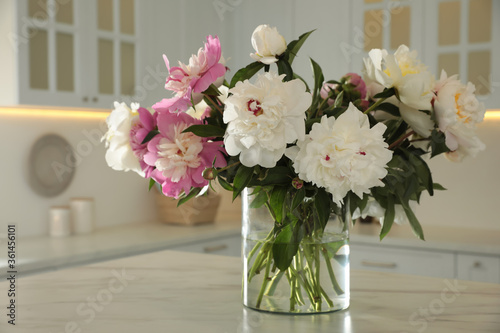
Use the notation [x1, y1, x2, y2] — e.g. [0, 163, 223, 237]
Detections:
[270, 186, 288, 224]
[249, 190, 268, 209]
[251, 166, 292, 186]
[272, 214, 305, 271]
[287, 29, 315, 65]
[310, 58, 324, 111]
[373, 87, 396, 99]
[433, 183, 447, 191]
[430, 130, 450, 158]
[376, 102, 400, 117]
[333, 90, 344, 108]
[217, 176, 233, 191]
[379, 197, 395, 240]
[148, 178, 156, 191]
[141, 129, 160, 144]
[408, 152, 434, 196]
[291, 187, 306, 211]
[203, 84, 221, 96]
[232, 166, 254, 201]
[177, 187, 202, 207]
[314, 188, 331, 231]
[399, 197, 425, 240]
[230, 62, 265, 88]
[277, 58, 294, 81]
[182, 124, 225, 138]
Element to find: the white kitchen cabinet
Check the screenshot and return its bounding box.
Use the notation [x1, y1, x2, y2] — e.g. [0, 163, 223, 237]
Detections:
[173, 235, 242, 257]
[350, 243, 455, 279]
[0, 0, 145, 109]
[457, 253, 500, 284]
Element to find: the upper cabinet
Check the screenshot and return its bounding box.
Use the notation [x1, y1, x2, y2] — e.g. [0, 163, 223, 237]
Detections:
[0, 0, 145, 109]
[350, 0, 500, 109]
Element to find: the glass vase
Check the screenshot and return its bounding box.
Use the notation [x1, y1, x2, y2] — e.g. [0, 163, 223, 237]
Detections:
[241, 188, 351, 314]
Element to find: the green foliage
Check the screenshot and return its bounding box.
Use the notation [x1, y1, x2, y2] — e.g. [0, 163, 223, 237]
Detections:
[272, 214, 305, 271]
[177, 187, 202, 207]
[148, 178, 156, 191]
[232, 165, 254, 201]
[182, 124, 225, 138]
[309, 58, 324, 114]
[286, 29, 315, 65]
[230, 62, 265, 88]
[277, 58, 294, 81]
[141, 129, 160, 144]
[430, 129, 451, 157]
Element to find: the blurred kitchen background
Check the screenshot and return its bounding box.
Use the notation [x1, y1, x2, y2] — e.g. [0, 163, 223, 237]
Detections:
[0, 0, 498, 239]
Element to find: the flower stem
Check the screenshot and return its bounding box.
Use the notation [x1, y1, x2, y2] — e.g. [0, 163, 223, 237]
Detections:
[322, 247, 344, 295]
[216, 161, 240, 173]
[363, 96, 389, 114]
[388, 130, 416, 150]
[256, 250, 272, 308]
[315, 245, 321, 311]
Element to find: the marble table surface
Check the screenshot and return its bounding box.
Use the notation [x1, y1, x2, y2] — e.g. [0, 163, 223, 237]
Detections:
[0, 250, 499, 333]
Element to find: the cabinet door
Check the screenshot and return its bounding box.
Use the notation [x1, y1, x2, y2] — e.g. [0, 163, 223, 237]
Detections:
[457, 254, 500, 284]
[350, 243, 455, 278]
[17, 0, 86, 107]
[86, 0, 144, 109]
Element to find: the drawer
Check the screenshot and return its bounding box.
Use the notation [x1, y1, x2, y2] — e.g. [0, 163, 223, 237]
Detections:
[173, 235, 241, 257]
[350, 243, 455, 278]
[457, 254, 500, 284]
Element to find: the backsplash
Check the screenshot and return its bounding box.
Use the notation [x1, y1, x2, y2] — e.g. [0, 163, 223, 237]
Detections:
[0, 109, 157, 238]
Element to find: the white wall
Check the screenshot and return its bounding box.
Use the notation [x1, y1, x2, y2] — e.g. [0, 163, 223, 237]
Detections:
[0, 112, 157, 237]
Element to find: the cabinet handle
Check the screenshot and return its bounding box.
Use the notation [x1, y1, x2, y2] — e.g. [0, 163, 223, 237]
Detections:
[82, 96, 89, 102]
[473, 261, 482, 268]
[361, 260, 397, 269]
[92, 97, 99, 103]
[203, 244, 228, 253]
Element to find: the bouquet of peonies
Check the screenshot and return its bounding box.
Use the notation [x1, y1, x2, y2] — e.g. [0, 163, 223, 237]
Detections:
[103, 25, 485, 312]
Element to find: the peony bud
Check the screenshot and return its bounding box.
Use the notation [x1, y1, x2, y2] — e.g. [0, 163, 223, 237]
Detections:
[342, 73, 367, 100]
[292, 177, 304, 190]
[250, 24, 287, 64]
[202, 168, 217, 180]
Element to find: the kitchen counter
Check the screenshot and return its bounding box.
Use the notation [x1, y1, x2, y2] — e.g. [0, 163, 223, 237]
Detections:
[0, 250, 499, 332]
[2, 220, 500, 278]
[0, 220, 240, 277]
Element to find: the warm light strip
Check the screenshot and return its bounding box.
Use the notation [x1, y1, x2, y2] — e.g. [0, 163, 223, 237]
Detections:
[0, 106, 499, 121]
[485, 110, 500, 120]
[0, 107, 109, 119]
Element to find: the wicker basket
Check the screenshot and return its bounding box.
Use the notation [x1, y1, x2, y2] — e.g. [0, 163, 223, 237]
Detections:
[154, 188, 221, 226]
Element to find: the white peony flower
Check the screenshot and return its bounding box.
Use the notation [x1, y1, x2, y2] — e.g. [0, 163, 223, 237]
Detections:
[363, 45, 435, 137]
[286, 103, 393, 204]
[250, 25, 287, 64]
[223, 72, 311, 168]
[433, 70, 486, 161]
[103, 102, 144, 176]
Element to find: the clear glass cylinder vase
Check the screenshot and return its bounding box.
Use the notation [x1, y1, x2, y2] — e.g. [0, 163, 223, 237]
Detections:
[241, 188, 351, 314]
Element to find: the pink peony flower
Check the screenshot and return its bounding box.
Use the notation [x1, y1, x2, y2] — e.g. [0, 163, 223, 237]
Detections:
[129, 107, 157, 178]
[143, 112, 226, 198]
[158, 35, 226, 113]
[343, 73, 367, 100]
[320, 73, 367, 107]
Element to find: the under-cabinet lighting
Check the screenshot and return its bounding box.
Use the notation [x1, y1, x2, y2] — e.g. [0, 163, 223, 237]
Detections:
[0, 106, 109, 119]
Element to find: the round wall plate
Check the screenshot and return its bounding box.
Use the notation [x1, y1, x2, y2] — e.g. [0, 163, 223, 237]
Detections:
[28, 134, 75, 197]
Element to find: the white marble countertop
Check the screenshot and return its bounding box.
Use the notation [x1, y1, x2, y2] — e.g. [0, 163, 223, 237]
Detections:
[2, 220, 499, 279]
[0, 250, 499, 332]
[0, 220, 240, 277]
